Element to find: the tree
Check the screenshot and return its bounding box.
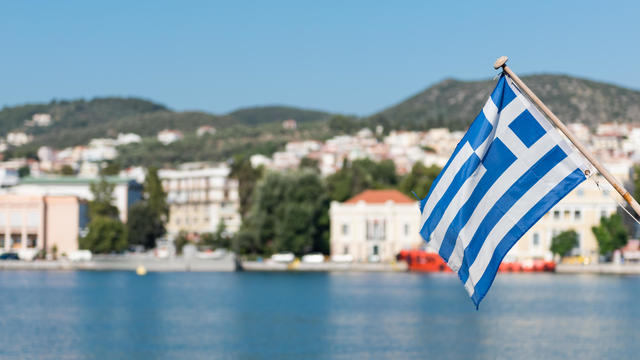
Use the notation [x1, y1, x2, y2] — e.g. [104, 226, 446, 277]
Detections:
[237, 170, 329, 256]
[592, 213, 629, 257]
[398, 163, 442, 198]
[101, 161, 120, 176]
[126, 167, 168, 249]
[79, 216, 127, 253]
[144, 166, 168, 222]
[550, 230, 579, 258]
[230, 156, 264, 219]
[126, 202, 164, 249]
[89, 177, 119, 219]
[299, 157, 319, 172]
[326, 158, 398, 202]
[201, 221, 230, 249]
[18, 165, 30, 178]
[60, 165, 75, 175]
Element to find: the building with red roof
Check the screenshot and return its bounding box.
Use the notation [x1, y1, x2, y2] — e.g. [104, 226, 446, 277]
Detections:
[329, 189, 422, 263]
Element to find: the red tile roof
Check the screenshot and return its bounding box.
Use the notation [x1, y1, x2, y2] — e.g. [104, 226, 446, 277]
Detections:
[344, 189, 415, 204]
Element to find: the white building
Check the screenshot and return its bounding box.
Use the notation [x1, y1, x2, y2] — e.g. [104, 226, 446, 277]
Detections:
[159, 164, 241, 235]
[157, 130, 184, 145]
[6, 132, 33, 146]
[116, 133, 142, 145]
[196, 126, 216, 137]
[330, 189, 422, 262]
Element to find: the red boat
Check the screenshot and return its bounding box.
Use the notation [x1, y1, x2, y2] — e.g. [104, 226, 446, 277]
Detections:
[397, 249, 555, 273]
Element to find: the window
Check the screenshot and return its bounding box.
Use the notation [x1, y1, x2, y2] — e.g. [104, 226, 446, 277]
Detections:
[577, 189, 584, 196]
[343, 245, 349, 255]
[404, 224, 410, 236]
[553, 210, 561, 220]
[366, 219, 386, 241]
[564, 210, 571, 220]
[574, 210, 582, 221]
[533, 233, 540, 247]
[342, 224, 349, 235]
[600, 210, 607, 219]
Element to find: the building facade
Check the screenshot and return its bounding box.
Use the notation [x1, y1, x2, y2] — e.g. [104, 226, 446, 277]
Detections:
[0, 194, 87, 255]
[160, 164, 241, 235]
[330, 189, 422, 262]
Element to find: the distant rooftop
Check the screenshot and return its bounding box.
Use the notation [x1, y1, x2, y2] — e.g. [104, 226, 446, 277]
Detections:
[344, 189, 414, 204]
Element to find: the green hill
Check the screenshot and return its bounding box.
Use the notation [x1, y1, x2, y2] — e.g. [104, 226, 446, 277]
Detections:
[372, 74, 640, 130]
[0, 99, 332, 150]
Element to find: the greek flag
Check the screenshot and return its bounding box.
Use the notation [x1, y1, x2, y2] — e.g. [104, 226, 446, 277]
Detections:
[419, 74, 588, 308]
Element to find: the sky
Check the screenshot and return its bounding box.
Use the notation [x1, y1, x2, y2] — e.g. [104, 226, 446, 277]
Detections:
[1, 0, 639, 116]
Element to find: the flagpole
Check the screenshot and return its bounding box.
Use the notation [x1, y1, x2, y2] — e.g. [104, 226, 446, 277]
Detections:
[493, 56, 640, 218]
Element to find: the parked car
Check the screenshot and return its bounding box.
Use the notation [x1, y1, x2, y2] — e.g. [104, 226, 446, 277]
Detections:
[271, 252, 295, 263]
[331, 254, 354, 263]
[301, 253, 325, 263]
[0, 253, 20, 261]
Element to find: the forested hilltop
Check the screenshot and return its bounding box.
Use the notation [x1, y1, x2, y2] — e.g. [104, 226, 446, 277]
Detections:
[370, 74, 640, 130]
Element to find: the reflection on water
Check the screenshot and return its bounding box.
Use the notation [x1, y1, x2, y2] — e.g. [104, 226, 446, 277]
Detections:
[0, 271, 638, 359]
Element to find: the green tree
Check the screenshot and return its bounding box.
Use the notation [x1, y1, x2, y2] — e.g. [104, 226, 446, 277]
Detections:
[550, 230, 579, 258]
[174, 231, 190, 255]
[326, 158, 398, 202]
[230, 156, 264, 219]
[126, 167, 168, 249]
[202, 221, 230, 249]
[79, 216, 127, 253]
[89, 177, 119, 219]
[60, 164, 75, 175]
[592, 213, 629, 256]
[238, 170, 329, 256]
[145, 166, 168, 222]
[126, 202, 164, 249]
[18, 165, 30, 178]
[398, 163, 442, 198]
[299, 157, 319, 172]
[101, 161, 121, 176]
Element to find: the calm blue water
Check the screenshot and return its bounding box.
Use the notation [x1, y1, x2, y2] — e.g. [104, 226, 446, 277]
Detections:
[0, 271, 639, 359]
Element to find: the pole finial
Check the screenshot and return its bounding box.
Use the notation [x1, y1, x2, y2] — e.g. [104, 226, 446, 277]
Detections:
[493, 56, 509, 69]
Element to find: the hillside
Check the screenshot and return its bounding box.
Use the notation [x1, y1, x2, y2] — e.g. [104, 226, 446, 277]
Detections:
[373, 74, 640, 130]
[0, 99, 332, 150]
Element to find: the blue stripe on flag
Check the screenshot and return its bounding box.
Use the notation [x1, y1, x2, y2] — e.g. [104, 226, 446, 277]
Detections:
[491, 76, 517, 112]
[438, 139, 516, 261]
[470, 168, 586, 308]
[457, 145, 568, 284]
[420, 153, 481, 242]
[467, 111, 493, 150]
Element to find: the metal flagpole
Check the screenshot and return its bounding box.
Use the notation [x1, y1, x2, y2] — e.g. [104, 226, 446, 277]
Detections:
[493, 56, 640, 218]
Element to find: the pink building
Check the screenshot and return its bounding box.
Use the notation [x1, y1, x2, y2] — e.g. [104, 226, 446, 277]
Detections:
[0, 194, 86, 255]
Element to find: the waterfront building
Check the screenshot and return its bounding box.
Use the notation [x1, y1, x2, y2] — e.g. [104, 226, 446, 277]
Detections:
[0, 194, 87, 255]
[8, 176, 142, 223]
[509, 177, 618, 263]
[329, 189, 422, 262]
[159, 164, 241, 236]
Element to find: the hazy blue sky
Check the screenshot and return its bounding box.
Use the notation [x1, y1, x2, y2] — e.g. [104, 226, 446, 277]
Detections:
[1, 1, 638, 115]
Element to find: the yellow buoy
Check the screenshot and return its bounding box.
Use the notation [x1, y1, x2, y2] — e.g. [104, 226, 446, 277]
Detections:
[136, 265, 147, 276]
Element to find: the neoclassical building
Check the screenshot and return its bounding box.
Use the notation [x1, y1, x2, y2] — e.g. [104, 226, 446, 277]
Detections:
[330, 189, 422, 262]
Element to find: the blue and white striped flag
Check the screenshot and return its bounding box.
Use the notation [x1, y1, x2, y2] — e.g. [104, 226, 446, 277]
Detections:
[419, 74, 588, 308]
